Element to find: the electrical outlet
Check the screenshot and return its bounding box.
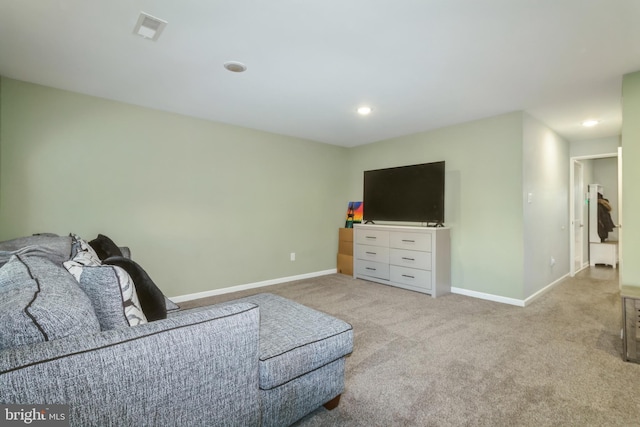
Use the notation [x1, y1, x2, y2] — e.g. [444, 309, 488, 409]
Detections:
[290, 252, 296, 261]
[550, 257, 556, 267]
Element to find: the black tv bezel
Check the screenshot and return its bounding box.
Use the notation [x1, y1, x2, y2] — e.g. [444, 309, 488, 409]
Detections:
[362, 161, 445, 225]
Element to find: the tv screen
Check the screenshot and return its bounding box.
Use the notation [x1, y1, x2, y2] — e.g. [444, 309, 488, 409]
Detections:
[363, 161, 445, 224]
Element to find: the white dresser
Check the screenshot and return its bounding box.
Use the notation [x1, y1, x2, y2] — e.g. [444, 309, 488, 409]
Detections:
[353, 224, 451, 297]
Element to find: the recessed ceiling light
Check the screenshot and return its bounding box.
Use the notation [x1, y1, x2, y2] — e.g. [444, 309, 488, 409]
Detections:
[224, 61, 247, 73]
[357, 106, 372, 115]
[582, 119, 599, 127]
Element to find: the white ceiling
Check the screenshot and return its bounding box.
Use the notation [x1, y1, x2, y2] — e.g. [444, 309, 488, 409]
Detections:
[1, 1, 639, 147]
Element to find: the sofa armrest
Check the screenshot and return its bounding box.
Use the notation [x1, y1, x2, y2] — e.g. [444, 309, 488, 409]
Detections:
[0, 302, 261, 427]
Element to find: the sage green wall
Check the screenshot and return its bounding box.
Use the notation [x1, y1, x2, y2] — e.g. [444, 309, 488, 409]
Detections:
[0, 77, 2, 193]
[522, 113, 570, 297]
[347, 112, 525, 299]
[0, 78, 350, 297]
[0, 76, 587, 301]
[570, 136, 619, 158]
[622, 71, 640, 287]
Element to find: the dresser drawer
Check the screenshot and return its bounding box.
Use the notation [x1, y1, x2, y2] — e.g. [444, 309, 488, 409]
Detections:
[356, 229, 390, 247]
[355, 245, 390, 263]
[390, 232, 431, 251]
[390, 248, 431, 270]
[356, 260, 390, 280]
[390, 266, 431, 290]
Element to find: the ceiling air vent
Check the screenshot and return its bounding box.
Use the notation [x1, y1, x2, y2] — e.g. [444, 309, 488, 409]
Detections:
[133, 12, 167, 41]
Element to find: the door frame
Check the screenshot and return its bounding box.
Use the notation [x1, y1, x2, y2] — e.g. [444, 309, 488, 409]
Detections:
[618, 146, 623, 286]
[570, 160, 584, 276]
[569, 152, 619, 277]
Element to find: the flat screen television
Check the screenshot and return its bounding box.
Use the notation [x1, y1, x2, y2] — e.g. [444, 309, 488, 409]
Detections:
[363, 161, 445, 225]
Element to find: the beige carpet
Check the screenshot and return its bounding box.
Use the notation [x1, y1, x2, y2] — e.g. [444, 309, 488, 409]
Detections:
[181, 267, 640, 426]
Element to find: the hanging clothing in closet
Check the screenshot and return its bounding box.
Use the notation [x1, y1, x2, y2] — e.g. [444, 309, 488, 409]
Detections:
[597, 192, 615, 242]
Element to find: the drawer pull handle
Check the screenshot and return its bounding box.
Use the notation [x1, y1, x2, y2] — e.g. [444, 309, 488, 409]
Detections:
[366, 236, 377, 239]
[366, 267, 376, 271]
[401, 257, 415, 261]
[402, 274, 415, 279]
[402, 239, 415, 243]
[366, 251, 377, 255]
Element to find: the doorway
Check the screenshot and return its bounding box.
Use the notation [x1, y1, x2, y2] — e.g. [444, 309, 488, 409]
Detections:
[569, 152, 620, 277]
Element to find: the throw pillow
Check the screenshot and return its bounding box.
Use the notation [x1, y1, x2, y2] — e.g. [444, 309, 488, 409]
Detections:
[78, 264, 148, 329]
[64, 234, 102, 281]
[103, 256, 167, 321]
[0, 254, 101, 351]
[89, 234, 123, 260]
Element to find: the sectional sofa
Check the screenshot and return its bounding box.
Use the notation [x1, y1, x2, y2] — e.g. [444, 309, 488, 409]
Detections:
[0, 234, 353, 426]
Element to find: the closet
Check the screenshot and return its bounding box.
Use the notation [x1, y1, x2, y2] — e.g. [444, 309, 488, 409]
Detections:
[588, 184, 618, 268]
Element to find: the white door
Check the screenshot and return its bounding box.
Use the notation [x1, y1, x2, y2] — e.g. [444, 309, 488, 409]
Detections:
[618, 147, 623, 286]
[572, 161, 584, 275]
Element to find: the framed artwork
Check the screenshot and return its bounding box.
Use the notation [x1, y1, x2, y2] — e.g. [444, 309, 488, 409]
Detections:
[345, 201, 363, 228]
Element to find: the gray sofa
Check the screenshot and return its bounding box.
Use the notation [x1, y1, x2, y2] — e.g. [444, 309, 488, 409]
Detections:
[0, 234, 353, 426]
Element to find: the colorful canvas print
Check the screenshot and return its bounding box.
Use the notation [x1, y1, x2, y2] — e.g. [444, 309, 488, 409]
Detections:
[352, 201, 363, 222]
[345, 201, 363, 228]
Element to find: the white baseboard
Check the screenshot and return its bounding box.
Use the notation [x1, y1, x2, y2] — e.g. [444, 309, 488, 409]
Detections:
[451, 273, 570, 307]
[451, 287, 526, 307]
[522, 273, 569, 306]
[171, 269, 570, 307]
[169, 269, 337, 303]
[572, 263, 589, 276]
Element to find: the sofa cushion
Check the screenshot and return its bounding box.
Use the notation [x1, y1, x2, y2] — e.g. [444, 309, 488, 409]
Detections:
[78, 264, 148, 330]
[89, 234, 123, 260]
[0, 234, 73, 268]
[103, 257, 167, 321]
[0, 254, 101, 350]
[231, 293, 353, 390]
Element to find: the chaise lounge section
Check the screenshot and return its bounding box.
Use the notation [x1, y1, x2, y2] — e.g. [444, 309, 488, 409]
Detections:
[232, 293, 353, 427]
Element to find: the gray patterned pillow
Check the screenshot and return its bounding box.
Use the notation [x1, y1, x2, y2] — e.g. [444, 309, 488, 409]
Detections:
[0, 254, 101, 350]
[77, 264, 148, 330]
[63, 234, 102, 281]
[63, 234, 148, 329]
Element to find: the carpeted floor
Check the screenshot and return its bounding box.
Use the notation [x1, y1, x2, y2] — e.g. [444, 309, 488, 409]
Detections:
[180, 267, 640, 426]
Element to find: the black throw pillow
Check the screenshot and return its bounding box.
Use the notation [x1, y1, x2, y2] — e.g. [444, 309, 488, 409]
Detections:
[103, 256, 167, 321]
[89, 234, 123, 260]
